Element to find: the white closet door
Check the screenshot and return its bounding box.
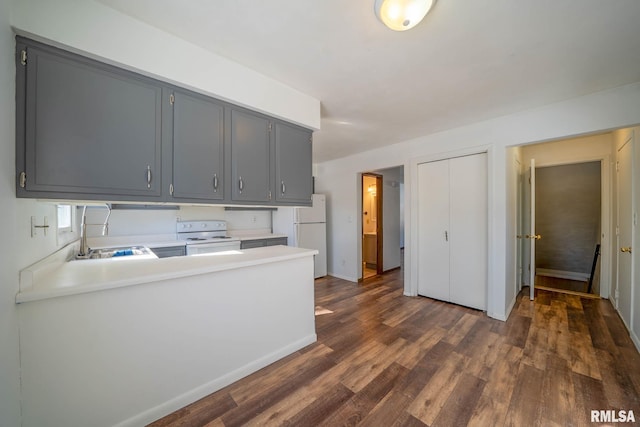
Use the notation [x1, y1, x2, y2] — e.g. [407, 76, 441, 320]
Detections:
[417, 159, 450, 302]
[449, 154, 488, 310]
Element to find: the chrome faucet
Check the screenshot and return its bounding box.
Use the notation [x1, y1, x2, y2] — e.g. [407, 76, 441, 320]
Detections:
[77, 204, 112, 258]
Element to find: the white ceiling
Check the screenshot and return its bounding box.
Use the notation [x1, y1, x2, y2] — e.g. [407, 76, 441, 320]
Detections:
[98, 0, 640, 162]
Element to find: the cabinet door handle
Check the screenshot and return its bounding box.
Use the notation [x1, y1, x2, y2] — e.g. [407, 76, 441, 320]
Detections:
[213, 174, 218, 192]
[281, 180, 286, 194]
[146, 165, 152, 189]
[238, 176, 244, 194]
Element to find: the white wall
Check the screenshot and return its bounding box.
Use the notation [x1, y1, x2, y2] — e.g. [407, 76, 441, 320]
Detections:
[83, 206, 272, 238]
[520, 133, 613, 165]
[10, 0, 320, 130]
[315, 82, 640, 320]
[0, 0, 21, 424]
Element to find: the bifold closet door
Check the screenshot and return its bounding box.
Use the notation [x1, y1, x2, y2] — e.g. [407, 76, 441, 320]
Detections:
[417, 153, 487, 311]
[417, 159, 450, 302]
[449, 153, 487, 310]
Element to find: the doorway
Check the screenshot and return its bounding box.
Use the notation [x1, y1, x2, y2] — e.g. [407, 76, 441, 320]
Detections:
[534, 161, 602, 295]
[362, 173, 383, 278]
[516, 133, 612, 301]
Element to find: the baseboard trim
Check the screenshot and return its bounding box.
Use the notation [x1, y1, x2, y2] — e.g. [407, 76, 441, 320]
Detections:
[487, 311, 508, 321]
[114, 333, 317, 427]
[536, 268, 590, 282]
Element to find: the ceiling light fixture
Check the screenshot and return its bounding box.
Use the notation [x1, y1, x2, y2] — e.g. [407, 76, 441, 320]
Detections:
[374, 0, 435, 31]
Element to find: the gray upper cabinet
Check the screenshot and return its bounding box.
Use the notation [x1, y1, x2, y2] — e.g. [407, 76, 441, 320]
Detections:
[229, 108, 272, 204]
[170, 89, 225, 201]
[274, 121, 312, 205]
[15, 37, 313, 207]
[16, 38, 163, 200]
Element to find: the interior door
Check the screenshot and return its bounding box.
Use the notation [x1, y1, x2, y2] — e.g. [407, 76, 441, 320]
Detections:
[617, 138, 633, 328]
[417, 159, 450, 302]
[449, 154, 487, 310]
[529, 159, 537, 300]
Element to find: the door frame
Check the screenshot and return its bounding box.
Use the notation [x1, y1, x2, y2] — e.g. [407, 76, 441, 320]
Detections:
[519, 155, 611, 299]
[360, 172, 384, 279]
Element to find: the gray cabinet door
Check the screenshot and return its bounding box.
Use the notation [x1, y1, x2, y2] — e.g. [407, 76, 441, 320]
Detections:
[21, 42, 162, 199]
[171, 90, 224, 201]
[274, 122, 312, 205]
[266, 237, 288, 246]
[240, 239, 268, 249]
[229, 109, 272, 203]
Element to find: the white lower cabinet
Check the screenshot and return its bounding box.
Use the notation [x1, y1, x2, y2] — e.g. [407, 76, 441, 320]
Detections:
[417, 153, 488, 310]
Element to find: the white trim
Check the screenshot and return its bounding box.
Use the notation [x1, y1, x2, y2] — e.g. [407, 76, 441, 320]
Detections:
[535, 268, 590, 282]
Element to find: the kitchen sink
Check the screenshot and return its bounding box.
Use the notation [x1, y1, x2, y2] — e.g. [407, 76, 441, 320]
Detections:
[75, 246, 155, 260]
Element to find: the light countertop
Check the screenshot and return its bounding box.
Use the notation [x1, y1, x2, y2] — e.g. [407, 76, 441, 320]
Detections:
[17, 245, 316, 304]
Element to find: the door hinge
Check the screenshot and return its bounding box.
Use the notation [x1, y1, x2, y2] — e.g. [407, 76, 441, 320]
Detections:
[20, 50, 27, 66]
[616, 161, 620, 172]
[616, 226, 620, 236]
[169, 94, 175, 105]
[268, 190, 272, 200]
[268, 123, 272, 132]
[19, 171, 26, 188]
[169, 183, 174, 195]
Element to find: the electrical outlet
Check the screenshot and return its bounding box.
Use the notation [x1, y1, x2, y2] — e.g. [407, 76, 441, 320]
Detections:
[252, 215, 257, 223]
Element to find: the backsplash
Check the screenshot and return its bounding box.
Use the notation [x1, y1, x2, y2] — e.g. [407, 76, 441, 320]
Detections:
[83, 205, 272, 238]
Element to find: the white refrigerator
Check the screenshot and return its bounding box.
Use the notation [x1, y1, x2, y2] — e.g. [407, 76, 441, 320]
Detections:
[272, 194, 327, 278]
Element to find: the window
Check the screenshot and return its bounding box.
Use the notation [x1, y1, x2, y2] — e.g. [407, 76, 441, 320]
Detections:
[56, 204, 76, 245]
[57, 205, 72, 232]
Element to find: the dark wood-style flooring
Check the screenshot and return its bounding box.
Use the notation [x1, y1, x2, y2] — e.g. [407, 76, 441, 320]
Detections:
[150, 269, 640, 426]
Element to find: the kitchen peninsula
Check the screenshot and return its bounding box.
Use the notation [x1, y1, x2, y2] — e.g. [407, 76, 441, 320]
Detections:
[17, 245, 317, 427]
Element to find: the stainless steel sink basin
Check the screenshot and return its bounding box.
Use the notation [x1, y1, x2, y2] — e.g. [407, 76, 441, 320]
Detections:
[75, 246, 154, 260]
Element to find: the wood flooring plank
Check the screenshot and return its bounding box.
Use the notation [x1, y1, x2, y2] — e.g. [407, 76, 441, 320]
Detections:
[572, 372, 609, 426]
[228, 343, 333, 405]
[566, 306, 589, 334]
[595, 348, 640, 413]
[342, 338, 408, 392]
[505, 314, 532, 348]
[467, 343, 523, 427]
[540, 354, 579, 426]
[568, 330, 602, 380]
[430, 373, 486, 427]
[602, 309, 635, 349]
[620, 346, 640, 396]
[443, 312, 479, 346]
[582, 298, 618, 351]
[281, 383, 354, 426]
[221, 356, 336, 427]
[407, 349, 468, 425]
[504, 363, 545, 427]
[146, 392, 237, 427]
[318, 362, 409, 427]
[395, 326, 448, 370]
